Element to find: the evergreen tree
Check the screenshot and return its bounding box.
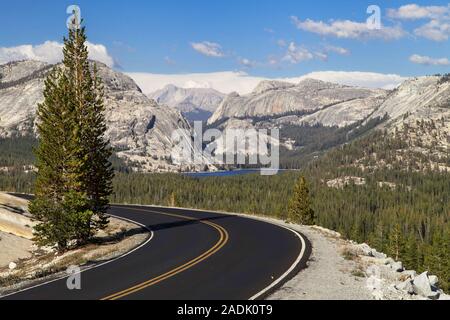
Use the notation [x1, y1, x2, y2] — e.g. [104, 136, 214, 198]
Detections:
[403, 232, 418, 271]
[424, 228, 450, 291]
[388, 223, 404, 261]
[30, 22, 112, 250]
[369, 221, 386, 253]
[169, 192, 177, 207]
[288, 176, 315, 225]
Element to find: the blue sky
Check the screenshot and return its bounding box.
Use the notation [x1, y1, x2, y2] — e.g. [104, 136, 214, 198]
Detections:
[1, 1, 449, 93]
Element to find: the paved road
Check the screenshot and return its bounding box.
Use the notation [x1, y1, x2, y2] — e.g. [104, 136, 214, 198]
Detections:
[1, 203, 311, 300]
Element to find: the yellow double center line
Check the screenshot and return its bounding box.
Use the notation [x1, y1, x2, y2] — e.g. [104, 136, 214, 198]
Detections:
[102, 207, 229, 300]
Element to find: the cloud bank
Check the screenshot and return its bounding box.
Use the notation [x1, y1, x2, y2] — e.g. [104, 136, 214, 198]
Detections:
[0, 41, 115, 67]
[127, 70, 407, 95]
[388, 4, 450, 42]
[291, 16, 405, 40]
[409, 54, 450, 66]
[191, 41, 225, 58]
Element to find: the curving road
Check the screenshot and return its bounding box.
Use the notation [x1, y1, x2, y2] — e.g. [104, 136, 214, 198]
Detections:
[1, 204, 311, 300]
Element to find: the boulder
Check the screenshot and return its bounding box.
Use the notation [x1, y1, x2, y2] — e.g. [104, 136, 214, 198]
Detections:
[371, 289, 384, 300]
[402, 270, 417, 279]
[390, 261, 404, 272]
[384, 258, 395, 265]
[413, 271, 439, 299]
[356, 243, 374, 257]
[8, 262, 17, 270]
[396, 280, 415, 295]
[366, 275, 383, 291]
[427, 291, 440, 300]
[371, 250, 387, 259]
[428, 275, 439, 287]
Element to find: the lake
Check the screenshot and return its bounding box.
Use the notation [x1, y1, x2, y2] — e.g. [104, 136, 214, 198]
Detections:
[185, 169, 292, 178]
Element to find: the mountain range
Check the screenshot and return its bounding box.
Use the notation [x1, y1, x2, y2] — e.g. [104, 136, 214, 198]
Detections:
[0, 60, 211, 172]
[149, 84, 225, 122]
[0, 60, 448, 173]
[206, 76, 449, 169]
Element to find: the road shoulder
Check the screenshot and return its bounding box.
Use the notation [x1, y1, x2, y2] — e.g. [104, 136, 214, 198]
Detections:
[0, 193, 151, 296]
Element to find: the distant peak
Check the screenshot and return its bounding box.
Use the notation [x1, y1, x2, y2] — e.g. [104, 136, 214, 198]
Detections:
[297, 78, 339, 88]
[163, 84, 179, 90]
[252, 80, 295, 94]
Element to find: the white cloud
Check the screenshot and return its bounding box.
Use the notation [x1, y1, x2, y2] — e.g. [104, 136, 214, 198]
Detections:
[283, 42, 314, 64]
[268, 57, 279, 66]
[387, 4, 450, 42]
[277, 39, 287, 47]
[414, 19, 450, 41]
[280, 43, 350, 65]
[238, 58, 256, 68]
[291, 16, 405, 40]
[294, 71, 407, 90]
[85, 43, 115, 67]
[191, 41, 224, 58]
[409, 54, 450, 66]
[314, 52, 328, 61]
[127, 70, 407, 95]
[0, 41, 114, 67]
[128, 71, 262, 95]
[387, 4, 449, 20]
[325, 45, 350, 56]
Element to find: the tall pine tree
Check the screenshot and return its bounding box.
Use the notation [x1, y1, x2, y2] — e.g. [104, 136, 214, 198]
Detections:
[388, 223, 405, 261]
[288, 176, 315, 225]
[30, 21, 113, 251]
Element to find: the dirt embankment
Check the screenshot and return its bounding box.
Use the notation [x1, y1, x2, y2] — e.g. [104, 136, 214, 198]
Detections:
[0, 193, 150, 294]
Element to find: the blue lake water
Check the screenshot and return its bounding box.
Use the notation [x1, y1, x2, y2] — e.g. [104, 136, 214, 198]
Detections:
[185, 169, 289, 178]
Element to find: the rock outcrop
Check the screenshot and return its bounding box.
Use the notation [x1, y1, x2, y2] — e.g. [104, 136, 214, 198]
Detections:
[207, 75, 450, 168]
[150, 84, 225, 122]
[208, 78, 387, 127]
[371, 76, 450, 162]
[0, 60, 212, 172]
[350, 242, 448, 300]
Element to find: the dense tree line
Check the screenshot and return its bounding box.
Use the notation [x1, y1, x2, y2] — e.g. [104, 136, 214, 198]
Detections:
[0, 126, 448, 290]
[111, 130, 449, 291]
[279, 116, 388, 169]
[0, 136, 37, 167]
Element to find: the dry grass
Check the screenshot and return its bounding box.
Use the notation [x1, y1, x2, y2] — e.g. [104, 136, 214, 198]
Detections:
[341, 247, 358, 261]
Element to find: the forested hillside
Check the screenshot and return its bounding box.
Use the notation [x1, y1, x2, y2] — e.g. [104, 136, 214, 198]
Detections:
[0, 130, 449, 291]
[111, 129, 450, 291]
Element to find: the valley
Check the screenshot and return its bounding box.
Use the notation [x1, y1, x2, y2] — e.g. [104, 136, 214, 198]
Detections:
[0, 60, 449, 298]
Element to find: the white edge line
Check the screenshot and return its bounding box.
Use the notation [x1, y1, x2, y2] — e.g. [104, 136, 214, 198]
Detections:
[249, 225, 306, 300]
[0, 211, 154, 299]
[115, 203, 308, 301]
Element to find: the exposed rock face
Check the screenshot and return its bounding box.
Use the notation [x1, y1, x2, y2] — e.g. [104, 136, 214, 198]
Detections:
[413, 272, 440, 300]
[370, 76, 450, 161]
[0, 60, 50, 83]
[207, 76, 450, 169]
[0, 61, 50, 136]
[252, 80, 295, 95]
[370, 76, 450, 122]
[208, 78, 387, 127]
[150, 84, 225, 122]
[0, 60, 211, 172]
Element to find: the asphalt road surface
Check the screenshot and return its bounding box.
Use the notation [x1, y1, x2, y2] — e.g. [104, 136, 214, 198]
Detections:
[1, 201, 311, 300]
